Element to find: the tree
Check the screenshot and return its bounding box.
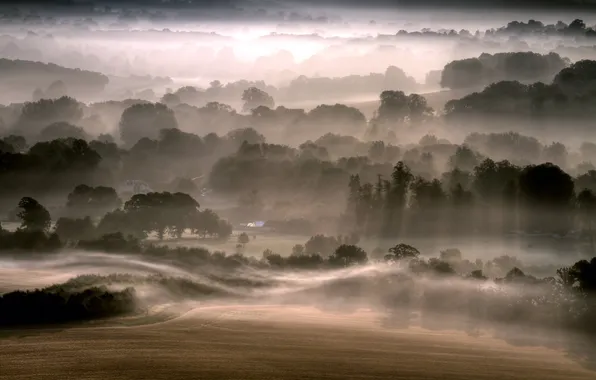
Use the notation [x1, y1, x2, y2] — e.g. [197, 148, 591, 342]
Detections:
[78, 232, 141, 253]
[123, 192, 200, 239]
[242, 87, 275, 113]
[328, 245, 368, 267]
[441, 52, 567, 90]
[426, 258, 456, 275]
[160, 93, 181, 106]
[17, 197, 51, 232]
[450, 183, 474, 207]
[368, 141, 386, 162]
[556, 266, 575, 289]
[502, 267, 531, 283]
[542, 142, 568, 168]
[555, 58, 596, 96]
[576, 170, 596, 193]
[28, 138, 101, 175]
[577, 189, 596, 252]
[54, 216, 95, 242]
[472, 159, 520, 201]
[407, 94, 434, 124]
[46, 80, 68, 99]
[2, 135, 27, 152]
[439, 248, 462, 263]
[166, 192, 202, 238]
[377, 90, 409, 124]
[158, 128, 204, 158]
[226, 128, 265, 146]
[519, 163, 574, 233]
[441, 58, 484, 89]
[382, 161, 414, 236]
[568, 19, 586, 32]
[491, 255, 523, 275]
[307, 104, 367, 133]
[468, 270, 487, 280]
[385, 243, 420, 262]
[569, 257, 596, 294]
[410, 177, 446, 210]
[0, 139, 14, 153]
[449, 145, 481, 172]
[304, 235, 340, 257]
[96, 209, 144, 239]
[217, 219, 233, 240]
[119, 103, 178, 146]
[66, 185, 121, 217]
[238, 232, 250, 246]
[384, 65, 417, 89]
[192, 209, 220, 238]
[291, 244, 305, 256]
[15, 96, 84, 138]
[39, 122, 88, 141]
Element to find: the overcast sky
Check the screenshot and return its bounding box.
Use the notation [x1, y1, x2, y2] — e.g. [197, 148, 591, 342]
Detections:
[0, 0, 594, 9]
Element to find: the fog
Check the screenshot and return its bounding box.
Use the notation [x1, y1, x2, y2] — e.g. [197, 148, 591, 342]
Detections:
[1, 249, 593, 362]
[2, 4, 596, 104]
[1, 1, 596, 377]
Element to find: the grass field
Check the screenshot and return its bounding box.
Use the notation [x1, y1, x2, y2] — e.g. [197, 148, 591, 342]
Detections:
[1, 304, 593, 380]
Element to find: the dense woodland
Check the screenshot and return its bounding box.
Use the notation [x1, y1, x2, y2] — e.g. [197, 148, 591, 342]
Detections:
[3, 54, 596, 239]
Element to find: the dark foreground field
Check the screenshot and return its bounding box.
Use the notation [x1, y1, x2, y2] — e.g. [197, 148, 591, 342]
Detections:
[0, 305, 593, 380]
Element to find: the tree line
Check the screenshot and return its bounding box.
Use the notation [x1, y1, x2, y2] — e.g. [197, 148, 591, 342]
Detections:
[0, 190, 232, 252]
[341, 158, 596, 240]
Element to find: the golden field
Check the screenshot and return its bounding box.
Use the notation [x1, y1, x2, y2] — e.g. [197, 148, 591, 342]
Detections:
[1, 304, 593, 380]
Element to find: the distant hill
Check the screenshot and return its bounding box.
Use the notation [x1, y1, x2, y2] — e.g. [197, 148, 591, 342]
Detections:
[0, 59, 109, 103]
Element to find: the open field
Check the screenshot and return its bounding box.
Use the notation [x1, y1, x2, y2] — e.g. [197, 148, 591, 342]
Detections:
[0, 304, 593, 380]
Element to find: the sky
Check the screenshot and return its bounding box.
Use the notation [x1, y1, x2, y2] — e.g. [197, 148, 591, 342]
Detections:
[0, 0, 594, 9]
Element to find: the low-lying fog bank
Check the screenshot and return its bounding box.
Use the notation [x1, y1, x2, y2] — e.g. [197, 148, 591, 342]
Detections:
[0, 248, 594, 370]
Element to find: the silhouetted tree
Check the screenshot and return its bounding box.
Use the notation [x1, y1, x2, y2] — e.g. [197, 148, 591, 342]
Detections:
[385, 243, 420, 262]
[17, 197, 51, 232]
[237, 232, 250, 246]
[242, 87, 275, 113]
[66, 185, 121, 218]
[39, 122, 87, 142]
[328, 245, 368, 267]
[578, 189, 596, 252]
[54, 216, 95, 242]
[519, 163, 574, 234]
[15, 96, 84, 138]
[305, 235, 340, 257]
[119, 103, 177, 146]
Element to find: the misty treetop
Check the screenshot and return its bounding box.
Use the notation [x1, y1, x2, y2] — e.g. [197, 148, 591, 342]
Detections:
[5, 125, 596, 242]
[0, 59, 109, 103]
[119, 102, 178, 147]
[3, 57, 596, 152]
[440, 52, 568, 90]
[339, 158, 596, 239]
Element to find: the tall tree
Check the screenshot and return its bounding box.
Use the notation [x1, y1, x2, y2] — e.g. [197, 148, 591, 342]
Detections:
[329, 245, 368, 267]
[577, 189, 596, 253]
[377, 90, 409, 125]
[119, 103, 177, 147]
[383, 161, 413, 236]
[519, 163, 574, 234]
[241, 87, 275, 113]
[17, 197, 51, 232]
